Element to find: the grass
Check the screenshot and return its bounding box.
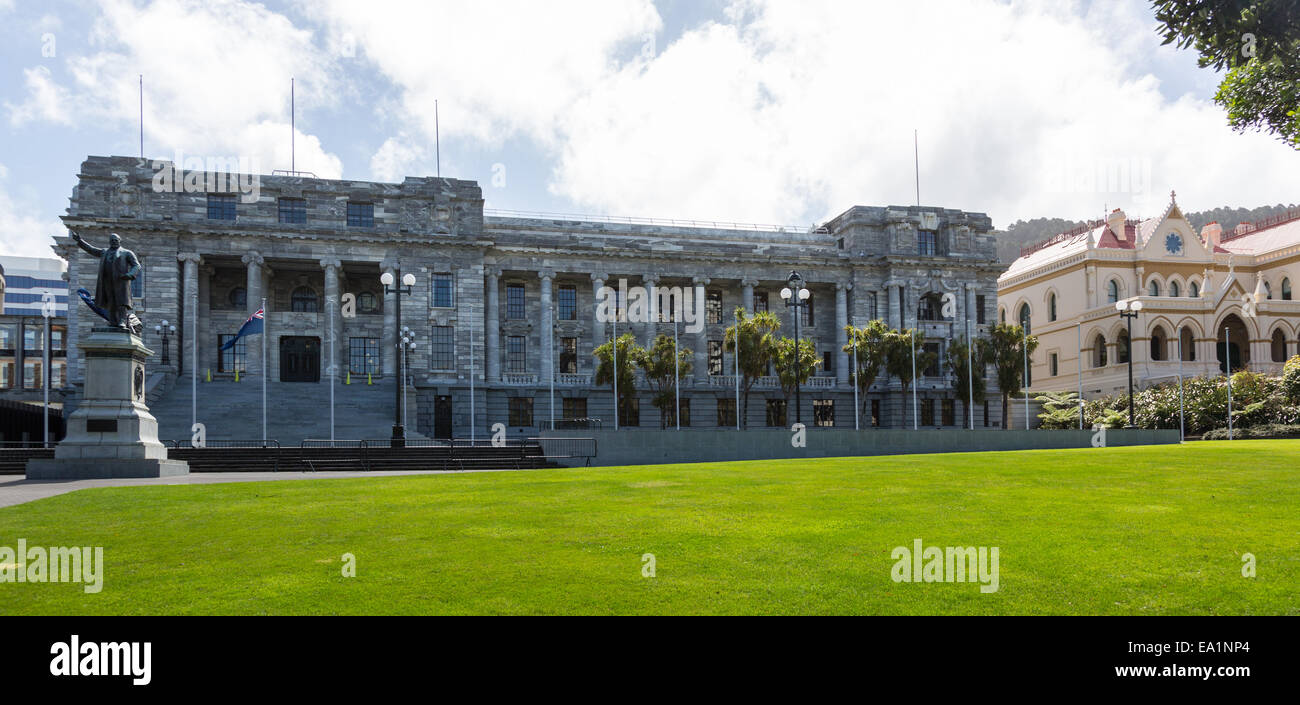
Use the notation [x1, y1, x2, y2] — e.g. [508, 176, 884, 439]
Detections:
[0, 440, 1296, 615]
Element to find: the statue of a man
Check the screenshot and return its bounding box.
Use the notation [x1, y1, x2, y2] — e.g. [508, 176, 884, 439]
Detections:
[71, 231, 141, 330]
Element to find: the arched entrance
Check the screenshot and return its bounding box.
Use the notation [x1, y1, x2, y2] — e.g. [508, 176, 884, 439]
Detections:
[1215, 314, 1250, 373]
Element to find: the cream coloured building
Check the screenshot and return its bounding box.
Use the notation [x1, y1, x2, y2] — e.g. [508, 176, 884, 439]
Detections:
[998, 193, 1300, 399]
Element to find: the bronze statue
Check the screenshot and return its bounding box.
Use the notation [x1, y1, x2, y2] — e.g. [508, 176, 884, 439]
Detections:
[71, 231, 142, 333]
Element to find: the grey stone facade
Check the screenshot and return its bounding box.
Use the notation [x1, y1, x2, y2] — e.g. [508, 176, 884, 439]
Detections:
[55, 155, 1005, 440]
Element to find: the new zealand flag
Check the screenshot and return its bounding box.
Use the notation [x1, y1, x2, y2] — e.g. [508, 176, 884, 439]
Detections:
[220, 307, 264, 351]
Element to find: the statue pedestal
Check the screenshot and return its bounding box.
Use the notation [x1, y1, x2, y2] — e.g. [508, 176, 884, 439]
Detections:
[27, 328, 189, 479]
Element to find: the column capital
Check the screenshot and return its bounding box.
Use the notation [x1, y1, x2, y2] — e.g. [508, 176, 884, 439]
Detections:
[538, 269, 556, 281]
[836, 281, 852, 291]
[643, 273, 660, 285]
[177, 252, 203, 265]
[590, 272, 609, 283]
[740, 277, 760, 287]
[319, 257, 342, 271]
[485, 266, 502, 279]
[692, 276, 710, 286]
[240, 251, 263, 266]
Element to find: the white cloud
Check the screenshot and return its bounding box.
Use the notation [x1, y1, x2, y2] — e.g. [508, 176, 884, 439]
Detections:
[6, 0, 345, 177]
[6, 66, 72, 127]
[0, 163, 66, 259]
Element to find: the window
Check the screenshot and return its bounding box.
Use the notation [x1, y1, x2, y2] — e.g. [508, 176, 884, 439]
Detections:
[999, 308, 1006, 324]
[278, 197, 306, 224]
[706, 291, 722, 324]
[1180, 327, 1196, 361]
[941, 399, 955, 426]
[507, 336, 527, 373]
[430, 326, 454, 370]
[559, 337, 577, 374]
[1117, 331, 1130, 364]
[867, 291, 878, 319]
[813, 399, 834, 427]
[219, 334, 246, 372]
[717, 398, 736, 427]
[506, 284, 525, 320]
[1107, 279, 1120, 304]
[918, 231, 937, 255]
[23, 326, 43, 352]
[508, 397, 534, 427]
[51, 325, 66, 351]
[1093, 334, 1108, 367]
[562, 397, 587, 420]
[1170, 281, 1181, 297]
[1150, 327, 1166, 361]
[1048, 293, 1057, 321]
[131, 265, 144, 299]
[431, 274, 454, 308]
[871, 399, 881, 427]
[1017, 303, 1031, 333]
[619, 396, 640, 427]
[357, 291, 377, 313]
[558, 285, 577, 320]
[22, 360, 42, 390]
[983, 401, 990, 427]
[1148, 281, 1160, 297]
[665, 398, 691, 427]
[1190, 281, 1200, 298]
[822, 351, 833, 373]
[347, 202, 374, 227]
[920, 399, 935, 427]
[1273, 329, 1287, 362]
[754, 292, 768, 313]
[1284, 278, 1293, 301]
[765, 399, 787, 427]
[291, 286, 319, 312]
[349, 337, 379, 374]
[207, 194, 236, 220]
[228, 287, 247, 309]
[708, 340, 723, 375]
[1050, 353, 1058, 376]
[918, 294, 939, 321]
[976, 295, 986, 324]
[923, 342, 940, 377]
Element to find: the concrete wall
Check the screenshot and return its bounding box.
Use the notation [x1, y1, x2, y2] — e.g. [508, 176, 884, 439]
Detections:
[539, 427, 1180, 467]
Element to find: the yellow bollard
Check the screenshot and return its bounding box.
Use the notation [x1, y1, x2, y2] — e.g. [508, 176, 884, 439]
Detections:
[346, 371, 351, 385]
[235, 369, 240, 383]
[206, 369, 212, 383]
[367, 372, 372, 385]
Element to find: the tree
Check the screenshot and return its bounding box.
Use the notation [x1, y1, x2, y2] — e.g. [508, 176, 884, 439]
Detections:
[593, 333, 643, 427]
[884, 328, 936, 428]
[722, 308, 781, 429]
[986, 322, 1039, 429]
[1154, 0, 1300, 149]
[636, 333, 693, 429]
[773, 336, 821, 415]
[945, 335, 987, 427]
[843, 319, 891, 421]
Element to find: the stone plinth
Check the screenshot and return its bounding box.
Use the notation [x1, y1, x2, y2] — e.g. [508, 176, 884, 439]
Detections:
[27, 327, 189, 479]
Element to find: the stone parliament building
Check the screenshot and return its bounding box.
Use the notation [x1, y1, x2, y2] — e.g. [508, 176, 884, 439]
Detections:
[54, 155, 1004, 441]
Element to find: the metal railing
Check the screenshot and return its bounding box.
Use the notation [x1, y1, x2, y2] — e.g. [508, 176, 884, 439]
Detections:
[485, 208, 813, 234]
[528, 437, 598, 466]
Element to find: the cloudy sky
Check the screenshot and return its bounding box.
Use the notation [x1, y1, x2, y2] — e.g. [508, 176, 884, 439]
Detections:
[1, 0, 1297, 259]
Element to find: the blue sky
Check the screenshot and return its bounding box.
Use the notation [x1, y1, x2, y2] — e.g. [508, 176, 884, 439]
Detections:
[1, 0, 1297, 259]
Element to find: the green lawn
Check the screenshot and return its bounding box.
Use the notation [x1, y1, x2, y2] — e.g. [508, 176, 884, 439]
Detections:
[1, 441, 1296, 615]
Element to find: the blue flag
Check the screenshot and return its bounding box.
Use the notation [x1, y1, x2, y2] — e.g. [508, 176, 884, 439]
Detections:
[77, 288, 110, 322]
[221, 307, 264, 351]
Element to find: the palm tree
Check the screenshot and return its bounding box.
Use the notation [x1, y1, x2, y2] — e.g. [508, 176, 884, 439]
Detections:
[773, 336, 821, 419]
[884, 327, 936, 428]
[843, 319, 891, 421]
[637, 333, 693, 428]
[986, 322, 1039, 429]
[722, 307, 781, 429]
[593, 332, 643, 427]
[945, 334, 987, 427]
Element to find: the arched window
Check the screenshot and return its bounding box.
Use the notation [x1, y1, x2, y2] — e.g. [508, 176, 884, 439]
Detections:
[1107, 279, 1120, 304]
[1180, 327, 1196, 361]
[1170, 281, 1180, 297]
[1150, 326, 1166, 361]
[1148, 280, 1160, 297]
[1274, 329, 1288, 362]
[999, 308, 1006, 324]
[1048, 293, 1057, 321]
[1190, 281, 1200, 298]
[1284, 278, 1293, 301]
[228, 287, 247, 309]
[1093, 334, 1108, 367]
[291, 286, 319, 313]
[1117, 330, 1130, 364]
[917, 293, 945, 321]
[357, 291, 377, 313]
[1018, 303, 1031, 334]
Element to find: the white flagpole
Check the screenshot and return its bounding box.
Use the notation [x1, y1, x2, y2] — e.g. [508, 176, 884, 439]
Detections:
[548, 300, 554, 430]
[261, 296, 267, 442]
[329, 293, 335, 442]
[470, 331, 475, 443]
[1077, 322, 1084, 430]
[674, 315, 680, 431]
[612, 311, 619, 431]
[852, 328, 859, 431]
[43, 313, 50, 447]
[910, 320, 918, 430]
[1023, 324, 1030, 430]
[735, 310, 740, 430]
[1225, 326, 1232, 440]
[1178, 334, 1185, 441]
[966, 298, 974, 430]
[192, 285, 197, 435]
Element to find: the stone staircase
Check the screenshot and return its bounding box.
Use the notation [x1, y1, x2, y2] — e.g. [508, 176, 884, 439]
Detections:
[148, 376, 425, 444]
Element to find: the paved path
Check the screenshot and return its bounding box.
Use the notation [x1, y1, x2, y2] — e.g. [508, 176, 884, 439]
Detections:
[0, 469, 507, 509]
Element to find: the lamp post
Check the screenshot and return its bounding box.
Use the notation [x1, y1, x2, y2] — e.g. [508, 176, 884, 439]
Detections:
[381, 270, 417, 446]
[1115, 298, 1144, 428]
[154, 320, 176, 366]
[400, 326, 416, 430]
[779, 271, 810, 425]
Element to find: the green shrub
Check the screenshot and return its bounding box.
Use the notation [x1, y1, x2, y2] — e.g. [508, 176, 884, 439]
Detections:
[1282, 355, 1300, 402]
[1203, 424, 1300, 440]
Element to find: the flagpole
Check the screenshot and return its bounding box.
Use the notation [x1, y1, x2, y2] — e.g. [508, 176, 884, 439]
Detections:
[469, 330, 475, 443]
[1225, 326, 1232, 440]
[1178, 335, 1185, 441]
[1077, 321, 1084, 430]
[852, 327, 859, 431]
[262, 296, 267, 442]
[1023, 324, 1029, 430]
[910, 317, 918, 431]
[329, 292, 335, 442]
[192, 284, 197, 435]
[612, 312, 618, 431]
[966, 299, 974, 431]
[674, 315, 680, 431]
[734, 310, 740, 430]
[43, 310, 50, 447]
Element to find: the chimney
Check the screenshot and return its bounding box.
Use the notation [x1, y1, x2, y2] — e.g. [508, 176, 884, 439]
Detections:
[1201, 221, 1222, 250]
[1234, 222, 1253, 237]
[1108, 208, 1127, 241]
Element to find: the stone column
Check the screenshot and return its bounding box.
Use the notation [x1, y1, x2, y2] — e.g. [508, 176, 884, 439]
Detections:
[886, 282, 900, 330]
[539, 270, 554, 383]
[320, 258, 341, 381]
[591, 273, 609, 360]
[693, 277, 710, 383]
[643, 274, 660, 348]
[835, 282, 850, 385]
[486, 268, 501, 382]
[381, 261, 397, 376]
[241, 251, 264, 377]
[741, 277, 757, 313]
[178, 253, 201, 374]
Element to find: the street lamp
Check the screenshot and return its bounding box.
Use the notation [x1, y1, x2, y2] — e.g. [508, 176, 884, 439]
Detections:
[1115, 298, 1144, 428]
[400, 326, 416, 430]
[381, 270, 417, 446]
[154, 319, 176, 366]
[779, 271, 811, 425]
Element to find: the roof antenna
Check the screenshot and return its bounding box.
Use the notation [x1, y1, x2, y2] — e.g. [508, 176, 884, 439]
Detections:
[291, 77, 295, 174]
[435, 99, 441, 178]
[913, 129, 920, 206]
[138, 75, 143, 158]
